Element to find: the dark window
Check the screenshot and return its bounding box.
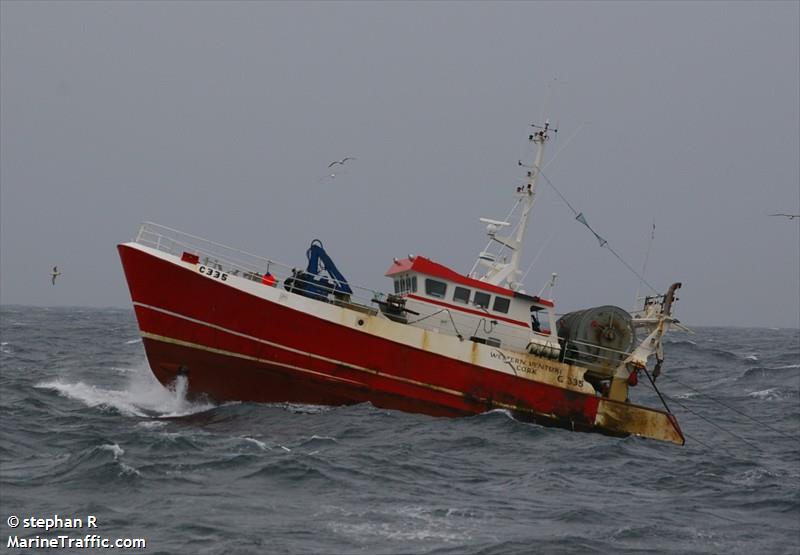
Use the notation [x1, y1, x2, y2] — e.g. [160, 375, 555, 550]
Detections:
[411, 276, 417, 292]
[493, 297, 510, 314]
[474, 291, 491, 309]
[404, 276, 411, 293]
[453, 286, 471, 304]
[394, 280, 400, 294]
[425, 279, 447, 299]
[531, 307, 550, 333]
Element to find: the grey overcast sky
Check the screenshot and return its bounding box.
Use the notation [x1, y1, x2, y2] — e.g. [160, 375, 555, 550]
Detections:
[1, 1, 798, 328]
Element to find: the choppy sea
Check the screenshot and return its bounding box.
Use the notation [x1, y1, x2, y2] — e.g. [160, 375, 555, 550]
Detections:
[0, 306, 798, 554]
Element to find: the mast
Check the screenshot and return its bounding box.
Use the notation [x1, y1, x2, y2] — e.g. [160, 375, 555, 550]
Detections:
[470, 121, 554, 291]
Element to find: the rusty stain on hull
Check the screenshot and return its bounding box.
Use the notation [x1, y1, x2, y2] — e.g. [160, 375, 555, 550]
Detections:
[594, 398, 685, 445]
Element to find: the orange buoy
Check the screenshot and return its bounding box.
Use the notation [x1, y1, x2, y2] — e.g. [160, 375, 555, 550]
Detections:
[261, 272, 276, 287]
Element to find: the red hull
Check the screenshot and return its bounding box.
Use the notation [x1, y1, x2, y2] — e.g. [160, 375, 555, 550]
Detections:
[118, 244, 658, 437]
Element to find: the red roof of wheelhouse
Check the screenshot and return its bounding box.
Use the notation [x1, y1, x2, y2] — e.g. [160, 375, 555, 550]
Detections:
[384, 256, 554, 307]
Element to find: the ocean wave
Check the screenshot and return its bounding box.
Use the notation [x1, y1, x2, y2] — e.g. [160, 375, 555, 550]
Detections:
[664, 339, 698, 346]
[741, 366, 800, 381]
[5, 308, 800, 555]
[239, 457, 337, 484]
[672, 391, 700, 400]
[35, 371, 217, 419]
[99, 443, 124, 460]
[137, 421, 167, 430]
[10, 442, 143, 485]
[279, 403, 335, 414]
[240, 436, 272, 451]
[481, 408, 515, 420]
[99, 443, 140, 477]
[297, 435, 338, 448]
[748, 388, 785, 400]
[110, 366, 138, 374]
[326, 504, 472, 544]
[729, 467, 784, 487]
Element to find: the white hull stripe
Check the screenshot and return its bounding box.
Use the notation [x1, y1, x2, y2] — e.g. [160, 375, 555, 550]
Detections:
[134, 302, 537, 413]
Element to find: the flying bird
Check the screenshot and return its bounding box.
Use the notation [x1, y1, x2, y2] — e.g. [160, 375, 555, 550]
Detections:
[51, 266, 61, 286]
[328, 157, 355, 168]
[769, 214, 799, 220]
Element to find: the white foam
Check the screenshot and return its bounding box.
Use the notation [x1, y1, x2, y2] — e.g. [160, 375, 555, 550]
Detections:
[485, 408, 514, 419]
[309, 435, 338, 442]
[98, 443, 140, 477]
[748, 388, 783, 400]
[99, 443, 124, 460]
[673, 391, 699, 399]
[241, 437, 271, 451]
[37, 380, 149, 417]
[138, 421, 167, 430]
[329, 520, 466, 543]
[35, 364, 218, 418]
[118, 463, 141, 477]
[124, 339, 142, 345]
[281, 403, 333, 414]
[731, 467, 780, 486]
[326, 504, 473, 543]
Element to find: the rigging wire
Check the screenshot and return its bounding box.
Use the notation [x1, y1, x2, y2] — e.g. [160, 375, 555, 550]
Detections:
[681, 431, 714, 451]
[633, 220, 657, 308]
[640, 220, 656, 282]
[642, 366, 676, 418]
[642, 361, 765, 450]
[669, 377, 796, 440]
[540, 121, 585, 173]
[662, 392, 762, 451]
[520, 225, 559, 283]
[536, 168, 659, 294]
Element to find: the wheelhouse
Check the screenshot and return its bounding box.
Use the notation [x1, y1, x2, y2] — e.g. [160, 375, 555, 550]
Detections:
[385, 255, 558, 353]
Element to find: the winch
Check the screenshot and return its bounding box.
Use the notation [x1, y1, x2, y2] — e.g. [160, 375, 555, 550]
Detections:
[556, 305, 635, 380]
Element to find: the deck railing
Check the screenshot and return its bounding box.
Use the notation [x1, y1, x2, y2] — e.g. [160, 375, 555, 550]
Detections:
[560, 337, 633, 375]
[134, 222, 386, 310]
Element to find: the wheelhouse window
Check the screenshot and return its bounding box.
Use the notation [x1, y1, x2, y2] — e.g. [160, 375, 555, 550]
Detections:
[425, 278, 447, 299]
[453, 286, 471, 304]
[474, 291, 491, 309]
[493, 296, 510, 314]
[394, 275, 417, 295]
[531, 306, 550, 333]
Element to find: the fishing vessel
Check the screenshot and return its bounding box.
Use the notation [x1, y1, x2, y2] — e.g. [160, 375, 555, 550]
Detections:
[118, 121, 686, 444]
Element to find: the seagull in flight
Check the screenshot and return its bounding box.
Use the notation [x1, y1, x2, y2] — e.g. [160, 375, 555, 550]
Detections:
[769, 213, 799, 220]
[51, 266, 61, 286]
[328, 157, 355, 168]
